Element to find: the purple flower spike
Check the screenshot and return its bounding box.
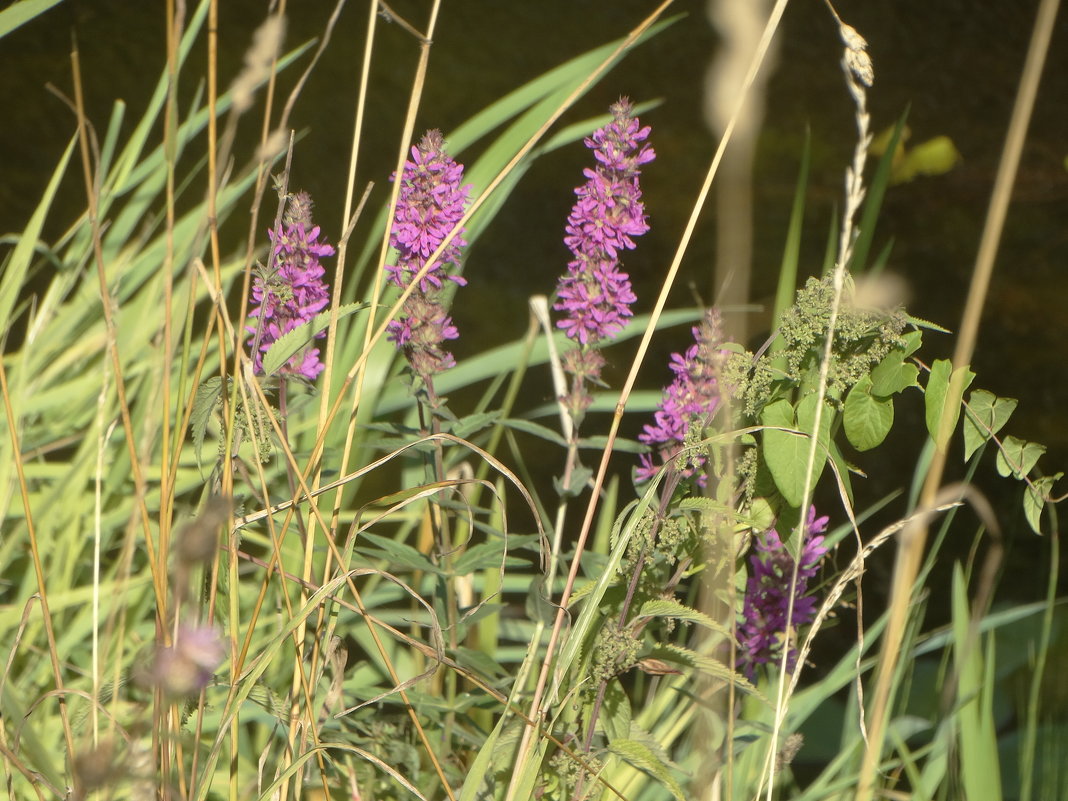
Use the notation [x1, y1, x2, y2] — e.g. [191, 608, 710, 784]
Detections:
[248, 191, 334, 380]
[738, 507, 830, 676]
[554, 97, 654, 347]
[636, 310, 724, 483]
[386, 130, 471, 380]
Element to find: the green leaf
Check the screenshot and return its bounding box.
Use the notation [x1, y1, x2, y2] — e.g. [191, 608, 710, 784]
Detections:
[0, 0, 65, 39]
[844, 375, 895, 451]
[962, 389, 1018, 462]
[636, 599, 732, 638]
[357, 532, 442, 575]
[501, 417, 568, 447]
[995, 436, 1045, 479]
[261, 302, 367, 376]
[924, 359, 975, 452]
[602, 680, 632, 743]
[191, 376, 225, 471]
[450, 410, 501, 440]
[762, 395, 833, 509]
[607, 737, 686, 801]
[869, 332, 921, 395]
[904, 313, 951, 333]
[1023, 473, 1061, 535]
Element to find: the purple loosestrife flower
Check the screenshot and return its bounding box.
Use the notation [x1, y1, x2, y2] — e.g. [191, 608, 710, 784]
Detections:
[149, 624, 226, 698]
[554, 97, 653, 351]
[386, 130, 471, 380]
[248, 192, 333, 380]
[738, 507, 830, 676]
[636, 310, 724, 483]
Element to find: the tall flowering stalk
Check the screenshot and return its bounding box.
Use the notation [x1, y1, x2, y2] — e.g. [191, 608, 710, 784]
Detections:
[737, 506, 830, 676]
[554, 97, 655, 421]
[636, 309, 724, 484]
[248, 191, 333, 380]
[385, 130, 471, 386]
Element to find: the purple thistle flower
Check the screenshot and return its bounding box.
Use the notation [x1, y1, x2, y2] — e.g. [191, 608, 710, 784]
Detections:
[386, 130, 471, 380]
[554, 97, 654, 347]
[636, 310, 724, 483]
[248, 191, 333, 380]
[737, 507, 830, 676]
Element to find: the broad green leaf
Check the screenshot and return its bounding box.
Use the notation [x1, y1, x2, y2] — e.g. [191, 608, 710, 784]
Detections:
[844, 375, 895, 451]
[995, 436, 1045, 479]
[761, 399, 805, 507]
[1023, 473, 1061, 535]
[607, 737, 686, 801]
[762, 395, 833, 510]
[869, 331, 921, 395]
[924, 359, 975, 452]
[962, 389, 1018, 462]
[261, 302, 367, 376]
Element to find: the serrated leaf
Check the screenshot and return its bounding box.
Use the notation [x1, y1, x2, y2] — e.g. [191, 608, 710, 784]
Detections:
[905, 314, 951, 333]
[452, 541, 506, 575]
[962, 389, 1018, 462]
[924, 359, 975, 452]
[995, 436, 1045, 479]
[844, 376, 895, 451]
[191, 376, 225, 471]
[636, 599, 731, 638]
[602, 680, 632, 743]
[1024, 473, 1061, 535]
[357, 531, 442, 575]
[652, 643, 768, 705]
[607, 738, 686, 801]
[261, 302, 367, 376]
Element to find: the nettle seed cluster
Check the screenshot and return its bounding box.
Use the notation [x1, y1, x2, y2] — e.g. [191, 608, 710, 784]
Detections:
[724, 274, 908, 420]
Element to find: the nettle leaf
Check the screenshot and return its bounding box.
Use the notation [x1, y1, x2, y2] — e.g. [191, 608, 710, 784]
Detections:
[962, 389, 1018, 462]
[636, 599, 732, 638]
[844, 375, 895, 451]
[607, 737, 685, 801]
[904, 313, 951, 333]
[262, 302, 367, 376]
[1024, 473, 1062, 535]
[602, 680, 632, 743]
[924, 359, 975, 452]
[996, 436, 1046, 479]
[191, 376, 225, 471]
[761, 395, 833, 509]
